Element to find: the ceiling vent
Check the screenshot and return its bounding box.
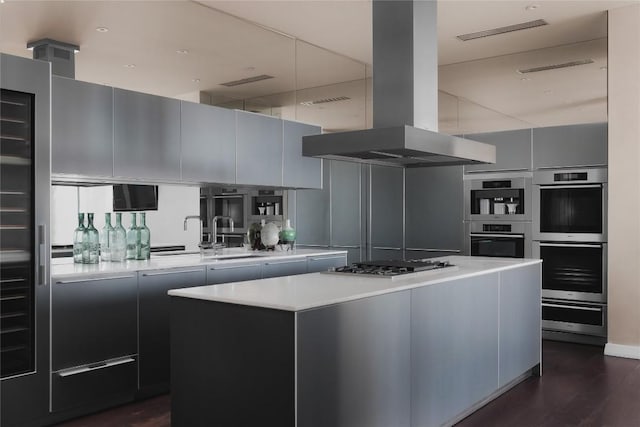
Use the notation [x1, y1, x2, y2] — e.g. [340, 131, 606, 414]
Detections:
[517, 59, 595, 74]
[27, 38, 80, 78]
[219, 74, 274, 87]
[457, 19, 548, 41]
[300, 96, 351, 106]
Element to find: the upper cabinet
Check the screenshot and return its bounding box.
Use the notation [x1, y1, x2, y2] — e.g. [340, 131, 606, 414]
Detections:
[532, 123, 607, 169]
[113, 88, 181, 181]
[181, 102, 236, 183]
[370, 165, 404, 250]
[236, 111, 283, 187]
[463, 129, 532, 173]
[296, 160, 331, 246]
[331, 160, 362, 248]
[282, 121, 322, 189]
[52, 77, 113, 177]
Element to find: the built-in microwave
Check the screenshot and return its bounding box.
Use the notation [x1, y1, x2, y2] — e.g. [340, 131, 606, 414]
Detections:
[464, 172, 532, 222]
[465, 221, 532, 258]
[533, 168, 607, 242]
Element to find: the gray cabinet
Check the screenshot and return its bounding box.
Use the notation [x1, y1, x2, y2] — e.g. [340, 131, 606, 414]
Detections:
[370, 165, 404, 252]
[236, 111, 283, 186]
[180, 102, 236, 184]
[463, 129, 532, 173]
[370, 248, 403, 261]
[296, 160, 331, 246]
[113, 88, 181, 181]
[52, 77, 113, 177]
[405, 166, 463, 252]
[533, 122, 607, 169]
[307, 254, 347, 273]
[51, 274, 138, 411]
[206, 262, 262, 285]
[138, 267, 206, 394]
[331, 160, 362, 247]
[262, 258, 308, 278]
[283, 121, 322, 189]
[330, 246, 361, 264]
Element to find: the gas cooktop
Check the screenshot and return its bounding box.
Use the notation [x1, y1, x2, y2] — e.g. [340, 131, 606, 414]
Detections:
[325, 259, 456, 279]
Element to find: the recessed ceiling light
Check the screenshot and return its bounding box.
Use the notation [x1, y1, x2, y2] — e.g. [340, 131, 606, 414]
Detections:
[124, 64, 136, 68]
[176, 49, 189, 55]
[96, 27, 109, 33]
[525, 4, 539, 11]
[192, 78, 200, 83]
[520, 77, 531, 82]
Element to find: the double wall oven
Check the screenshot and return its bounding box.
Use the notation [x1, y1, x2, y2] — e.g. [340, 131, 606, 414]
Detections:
[533, 168, 608, 342]
[464, 172, 532, 259]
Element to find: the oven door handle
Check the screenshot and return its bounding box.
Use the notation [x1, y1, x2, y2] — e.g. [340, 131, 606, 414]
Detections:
[470, 233, 524, 239]
[541, 303, 602, 312]
[539, 184, 602, 189]
[539, 242, 603, 248]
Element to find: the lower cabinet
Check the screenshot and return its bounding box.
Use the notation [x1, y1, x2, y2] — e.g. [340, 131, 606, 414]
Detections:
[307, 254, 347, 273]
[138, 267, 206, 395]
[262, 258, 308, 278]
[206, 262, 262, 285]
[51, 274, 138, 412]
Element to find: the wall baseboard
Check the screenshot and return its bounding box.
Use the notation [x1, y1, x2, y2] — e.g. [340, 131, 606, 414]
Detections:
[604, 343, 640, 360]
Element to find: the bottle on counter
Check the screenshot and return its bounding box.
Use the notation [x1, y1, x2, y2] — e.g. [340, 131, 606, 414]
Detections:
[138, 212, 150, 260]
[73, 213, 85, 264]
[111, 213, 127, 262]
[100, 213, 114, 262]
[83, 213, 100, 264]
[126, 213, 140, 260]
[279, 219, 296, 251]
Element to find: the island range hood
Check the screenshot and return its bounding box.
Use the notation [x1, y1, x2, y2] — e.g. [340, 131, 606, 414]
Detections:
[302, 0, 496, 168]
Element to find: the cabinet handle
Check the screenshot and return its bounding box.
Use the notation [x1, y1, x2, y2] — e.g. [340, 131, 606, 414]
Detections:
[372, 246, 402, 250]
[405, 248, 461, 253]
[209, 265, 256, 271]
[142, 269, 203, 277]
[295, 244, 329, 248]
[330, 245, 359, 249]
[57, 357, 135, 377]
[55, 275, 136, 284]
[38, 224, 47, 286]
[309, 256, 345, 262]
[264, 260, 305, 266]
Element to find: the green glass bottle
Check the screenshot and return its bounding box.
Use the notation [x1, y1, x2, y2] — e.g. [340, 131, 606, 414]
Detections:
[83, 213, 100, 264]
[111, 213, 127, 262]
[126, 213, 140, 260]
[100, 213, 114, 262]
[138, 212, 151, 260]
[73, 213, 85, 264]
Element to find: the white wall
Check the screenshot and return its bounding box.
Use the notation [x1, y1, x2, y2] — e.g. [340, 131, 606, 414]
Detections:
[51, 185, 200, 251]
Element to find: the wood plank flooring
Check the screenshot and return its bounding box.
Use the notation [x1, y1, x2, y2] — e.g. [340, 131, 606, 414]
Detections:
[54, 340, 640, 427]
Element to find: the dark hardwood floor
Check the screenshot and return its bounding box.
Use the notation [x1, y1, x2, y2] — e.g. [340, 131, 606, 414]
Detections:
[55, 341, 640, 427]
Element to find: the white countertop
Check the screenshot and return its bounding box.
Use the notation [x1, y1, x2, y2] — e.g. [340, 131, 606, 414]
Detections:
[51, 248, 347, 280]
[168, 256, 542, 312]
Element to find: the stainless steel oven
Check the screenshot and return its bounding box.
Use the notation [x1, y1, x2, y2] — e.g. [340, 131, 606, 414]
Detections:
[464, 172, 532, 221]
[542, 299, 607, 337]
[533, 241, 607, 303]
[533, 168, 607, 242]
[466, 221, 532, 258]
[200, 188, 249, 242]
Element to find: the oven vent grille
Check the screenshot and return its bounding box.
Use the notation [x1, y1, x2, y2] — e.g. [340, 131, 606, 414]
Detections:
[219, 74, 274, 87]
[457, 19, 548, 41]
[518, 59, 595, 74]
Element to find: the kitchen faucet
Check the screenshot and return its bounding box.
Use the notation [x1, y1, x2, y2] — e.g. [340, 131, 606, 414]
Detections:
[183, 215, 210, 249]
[212, 216, 234, 250]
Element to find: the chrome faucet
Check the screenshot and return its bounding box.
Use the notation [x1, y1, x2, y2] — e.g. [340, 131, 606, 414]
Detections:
[212, 216, 234, 249]
[183, 215, 209, 248]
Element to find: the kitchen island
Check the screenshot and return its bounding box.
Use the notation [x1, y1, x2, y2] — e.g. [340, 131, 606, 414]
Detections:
[169, 256, 542, 427]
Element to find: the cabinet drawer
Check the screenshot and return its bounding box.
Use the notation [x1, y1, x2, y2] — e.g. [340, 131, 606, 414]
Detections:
[262, 259, 308, 278]
[52, 275, 137, 371]
[206, 263, 262, 285]
[52, 356, 137, 412]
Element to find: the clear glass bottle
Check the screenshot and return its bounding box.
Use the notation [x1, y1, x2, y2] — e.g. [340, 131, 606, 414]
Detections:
[83, 213, 100, 264]
[73, 213, 85, 264]
[126, 213, 140, 260]
[111, 213, 127, 262]
[138, 212, 151, 260]
[100, 213, 114, 262]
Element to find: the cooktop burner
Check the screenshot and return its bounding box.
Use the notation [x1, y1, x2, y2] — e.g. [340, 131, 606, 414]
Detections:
[327, 259, 455, 278]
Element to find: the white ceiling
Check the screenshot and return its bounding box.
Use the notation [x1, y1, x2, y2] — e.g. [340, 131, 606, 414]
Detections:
[0, 0, 636, 132]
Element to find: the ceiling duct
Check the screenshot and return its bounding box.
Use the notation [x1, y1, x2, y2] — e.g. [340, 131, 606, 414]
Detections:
[27, 38, 79, 78]
[219, 74, 274, 87]
[456, 19, 548, 41]
[518, 59, 595, 74]
[302, 0, 495, 168]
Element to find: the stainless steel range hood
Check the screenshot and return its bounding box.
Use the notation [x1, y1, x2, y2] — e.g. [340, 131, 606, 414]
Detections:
[302, 0, 496, 167]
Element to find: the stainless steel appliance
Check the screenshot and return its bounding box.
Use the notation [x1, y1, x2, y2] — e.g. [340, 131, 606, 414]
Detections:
[247, 189, 287, 226]
[533, 242, 606, 303]
[542, 299, 607, 339]
[533, 168, 607, 242]
[466, 221, 532, 258]
[1, 54, 51, 426]
[200, 187, 249, 244]
[464, 172, 532, 221]
[326, 259, 454, 278]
